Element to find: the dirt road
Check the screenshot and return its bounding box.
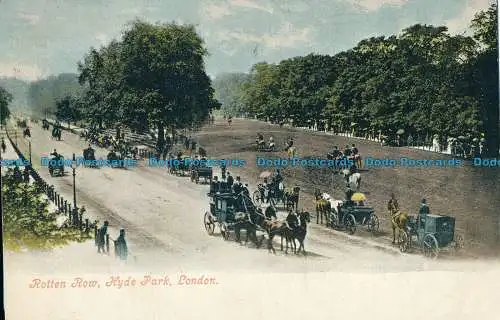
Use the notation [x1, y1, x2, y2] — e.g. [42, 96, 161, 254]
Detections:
[4, 122, 500, 276]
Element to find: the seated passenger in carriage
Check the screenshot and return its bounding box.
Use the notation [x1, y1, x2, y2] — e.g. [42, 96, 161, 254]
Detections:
[417, 199, 430, 227]
[344, 187, 354, 206]
[50, 149, 61, 159]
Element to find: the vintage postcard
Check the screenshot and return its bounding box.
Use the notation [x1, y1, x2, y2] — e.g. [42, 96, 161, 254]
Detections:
[1, 0, 499, 319]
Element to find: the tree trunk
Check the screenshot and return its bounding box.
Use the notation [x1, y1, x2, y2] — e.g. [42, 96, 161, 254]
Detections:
[156, 123, 165, 156]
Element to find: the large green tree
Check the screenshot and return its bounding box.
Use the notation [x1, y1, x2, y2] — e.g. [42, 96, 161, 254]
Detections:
[77, 20, 220, 151]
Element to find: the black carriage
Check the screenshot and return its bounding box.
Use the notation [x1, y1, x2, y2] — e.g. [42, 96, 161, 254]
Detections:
[398, 214, 464, 259]
[170, 155, 190, 176]
[107, 150, 130, 168]
[203, 193, 240, 240]
[48, 156, 65, 177]
[328, 200, 379, 235]
[190, 161, 213, 184]
[42, 119, 50, 130]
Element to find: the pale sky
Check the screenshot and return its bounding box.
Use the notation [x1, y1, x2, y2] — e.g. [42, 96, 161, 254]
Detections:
[0, 0, 495, 81]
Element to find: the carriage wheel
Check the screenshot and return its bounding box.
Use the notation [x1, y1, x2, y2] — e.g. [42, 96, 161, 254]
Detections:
[220, 223, 230, 241]
[423, 234, 439, 259]
[344, 214, 356, 235]
[398, 230, 410, 253]
[203, 212, 215, 235]
[368, 214, 380, 233]
[253, 190, 262, 204]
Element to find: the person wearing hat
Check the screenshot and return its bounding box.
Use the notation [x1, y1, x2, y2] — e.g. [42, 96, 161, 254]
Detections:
[418, 199, 429, 227]
[114, 229, 128, 261]
[97, 221, 109, 254]
[232, 176, 242, 194]
[345, 187, 354, 206]
[1, 137, 6, 153]
[226, 172, 234, 191]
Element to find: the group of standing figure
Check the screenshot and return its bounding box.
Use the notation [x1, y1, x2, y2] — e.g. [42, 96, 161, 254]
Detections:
[96, 220, 128, 261]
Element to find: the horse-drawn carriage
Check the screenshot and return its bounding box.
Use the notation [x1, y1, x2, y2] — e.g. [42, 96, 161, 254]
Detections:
[48, 156, 65, 177]
[83, 147, 98, 168]
[329, 200, 379, 235]
[42, 119, 50, 130]
[203, 193, 266, 246]
[190, 160, 213, 184]
[397, 214, 464, 259]
[107, 150, 130, 168]
[170, 154, 191, 176]
[52, 127, 62, 140]
[253, 183, 300, 211]
[319, 192, 379, 235]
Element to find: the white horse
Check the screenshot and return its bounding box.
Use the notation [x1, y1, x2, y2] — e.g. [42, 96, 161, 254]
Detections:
[340, 169, 361, 190]
[321, 193, 343, 226]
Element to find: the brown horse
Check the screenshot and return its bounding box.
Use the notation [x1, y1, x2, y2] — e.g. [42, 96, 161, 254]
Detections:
[391, 210, 409, 244]
[283, 186, 300, 211]
[314, 189, 330, 225]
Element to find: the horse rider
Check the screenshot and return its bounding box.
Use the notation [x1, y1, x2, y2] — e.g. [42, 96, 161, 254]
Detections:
[351, 144, 359, 156]
[285, 210, 299, 230]
[387, 193, 399, 216]
[1, 137, 6, 153]
[286, 137, 294, 150]
[50, 149, 60, 159]
[257, 133, 264, 143]
[268, 136, 275, 149]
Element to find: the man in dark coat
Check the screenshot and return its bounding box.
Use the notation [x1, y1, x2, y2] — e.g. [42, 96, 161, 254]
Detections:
[232, 176, 242, 194]
[285, 210, 299, 230]
[97, 221, 109, 254]
[226, 172, 234, 190]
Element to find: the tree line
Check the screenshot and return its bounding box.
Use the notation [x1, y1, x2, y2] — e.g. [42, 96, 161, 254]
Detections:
[214, 4, 498, 155]
[24, 20, 220, 152]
